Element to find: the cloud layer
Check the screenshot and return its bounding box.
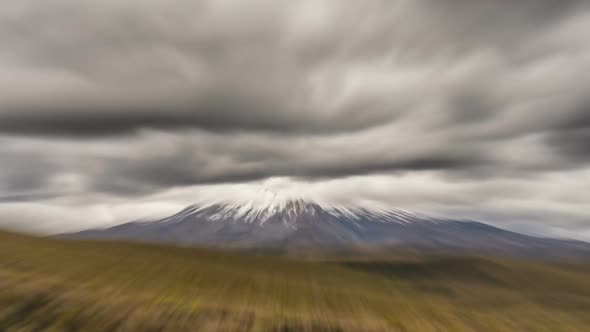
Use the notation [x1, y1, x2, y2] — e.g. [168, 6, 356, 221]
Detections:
[0, 0, 589, 238]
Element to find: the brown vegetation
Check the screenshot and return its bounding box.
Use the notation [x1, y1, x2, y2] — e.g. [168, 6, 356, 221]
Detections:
[0, 231, 589, 331]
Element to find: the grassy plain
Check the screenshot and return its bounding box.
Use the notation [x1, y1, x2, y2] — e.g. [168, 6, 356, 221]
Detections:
[0, 230, 589, 331]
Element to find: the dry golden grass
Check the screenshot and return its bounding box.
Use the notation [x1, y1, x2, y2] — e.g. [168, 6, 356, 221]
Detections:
[0, 230, 589, 331]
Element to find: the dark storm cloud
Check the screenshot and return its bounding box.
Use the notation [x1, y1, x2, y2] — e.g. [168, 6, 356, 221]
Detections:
[0, 192, 65, 203]
[0, 99, 390, 137]
[0, 0, 590, 236]
[547, 128, 590, 161]
[0, 0, 399, 137]
[0, 0, 585, 138]
[99, 148, 487, 193]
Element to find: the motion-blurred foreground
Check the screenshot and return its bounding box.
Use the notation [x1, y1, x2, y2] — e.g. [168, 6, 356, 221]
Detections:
[1, 230, 590, 331]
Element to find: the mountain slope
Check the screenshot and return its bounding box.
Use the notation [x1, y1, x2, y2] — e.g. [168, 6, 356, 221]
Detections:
[63, 199, 590, 259]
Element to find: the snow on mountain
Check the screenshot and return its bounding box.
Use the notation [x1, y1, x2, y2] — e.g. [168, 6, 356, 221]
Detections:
[158, 199, 430, 227]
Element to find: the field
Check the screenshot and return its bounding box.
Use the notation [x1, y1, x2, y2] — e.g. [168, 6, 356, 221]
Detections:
[0, 230, 589, 331]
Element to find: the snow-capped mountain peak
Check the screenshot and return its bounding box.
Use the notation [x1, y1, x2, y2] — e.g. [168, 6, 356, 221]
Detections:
[157, 197, 434, 229]
[63, 196, 590, 260]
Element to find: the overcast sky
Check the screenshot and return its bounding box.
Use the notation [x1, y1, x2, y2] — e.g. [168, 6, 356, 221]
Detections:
[0, 0, 589, 239]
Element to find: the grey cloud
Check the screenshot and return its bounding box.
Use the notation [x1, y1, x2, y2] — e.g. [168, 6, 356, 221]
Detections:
[0, 192, 66, 203]
[0, 0, 586, 138]
[0, 150, 57, 194]
[0, 128, 490, 198]
[104, 151, 486, 192]
[547, 128, 590, 161]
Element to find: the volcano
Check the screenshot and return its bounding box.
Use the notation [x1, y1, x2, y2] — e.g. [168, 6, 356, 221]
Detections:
[63, 198, 590, 259]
